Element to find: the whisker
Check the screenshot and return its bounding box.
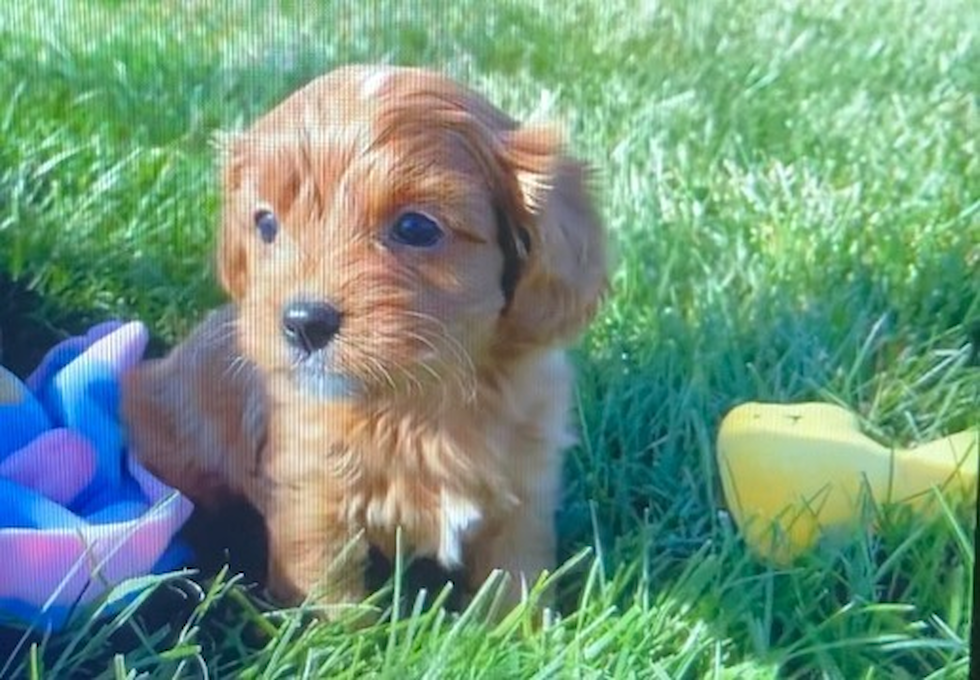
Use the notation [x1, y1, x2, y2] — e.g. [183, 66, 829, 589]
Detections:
[401, 311, 479, 401]
[402, 311, 478, 378]
[224, 354, 251, 381]
[392, 355, 425, 398]
[204, 319, 241, 348]
[405, 332, 448, 385]
[363, 353, 398, 393]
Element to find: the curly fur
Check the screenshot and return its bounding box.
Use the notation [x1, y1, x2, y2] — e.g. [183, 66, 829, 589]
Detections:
[122, 64, 607, 611]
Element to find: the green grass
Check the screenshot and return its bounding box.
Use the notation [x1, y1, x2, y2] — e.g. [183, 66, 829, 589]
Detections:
[1, 0, 978, 676]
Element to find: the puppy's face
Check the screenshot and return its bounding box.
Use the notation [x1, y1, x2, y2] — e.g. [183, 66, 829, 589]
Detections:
[218, 65, 605, 402]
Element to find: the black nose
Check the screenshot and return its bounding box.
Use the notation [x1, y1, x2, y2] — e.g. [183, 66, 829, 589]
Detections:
[281, 300, 342, 353]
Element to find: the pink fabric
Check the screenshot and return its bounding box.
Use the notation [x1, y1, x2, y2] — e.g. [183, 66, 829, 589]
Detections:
[0, 321, 194, 630]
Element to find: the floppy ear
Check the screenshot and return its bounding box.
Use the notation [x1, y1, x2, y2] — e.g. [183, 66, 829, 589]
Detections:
[499, 125, 608, 346]
[213, 131, 251, 301]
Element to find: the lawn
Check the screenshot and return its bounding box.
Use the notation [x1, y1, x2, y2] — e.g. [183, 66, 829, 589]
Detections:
[1, 0, 978, 676]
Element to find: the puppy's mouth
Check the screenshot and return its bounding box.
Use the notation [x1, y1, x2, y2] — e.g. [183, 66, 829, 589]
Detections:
[289, 347, 361, 400]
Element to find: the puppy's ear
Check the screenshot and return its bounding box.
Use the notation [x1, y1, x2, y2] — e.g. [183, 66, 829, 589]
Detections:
[214, 131, 250, 300]
[500, 125, 607, 346]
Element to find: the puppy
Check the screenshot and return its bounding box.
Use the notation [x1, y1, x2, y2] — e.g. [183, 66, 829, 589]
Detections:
[122, 65, 607, 611]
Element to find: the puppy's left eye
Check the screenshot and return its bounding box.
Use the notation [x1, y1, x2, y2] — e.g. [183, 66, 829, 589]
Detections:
[254, 209, 279, 244]
[389, 212, 443, 248]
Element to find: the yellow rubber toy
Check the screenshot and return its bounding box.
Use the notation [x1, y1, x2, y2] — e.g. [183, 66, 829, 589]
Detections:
[717, 402, 979, 563]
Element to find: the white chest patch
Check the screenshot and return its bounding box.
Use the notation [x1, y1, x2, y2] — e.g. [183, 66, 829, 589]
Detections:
[438, 489, 483, 568]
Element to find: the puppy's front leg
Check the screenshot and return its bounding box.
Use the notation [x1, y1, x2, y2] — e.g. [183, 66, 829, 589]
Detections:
[259, 437, 367, 614]
[264, 484, 367, 614]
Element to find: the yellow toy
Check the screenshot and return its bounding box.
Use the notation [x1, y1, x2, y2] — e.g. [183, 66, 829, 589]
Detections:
[717, 402, 979, 563]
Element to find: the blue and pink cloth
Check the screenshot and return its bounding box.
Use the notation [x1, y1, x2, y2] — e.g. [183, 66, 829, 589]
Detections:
[0, 321, 193, 630]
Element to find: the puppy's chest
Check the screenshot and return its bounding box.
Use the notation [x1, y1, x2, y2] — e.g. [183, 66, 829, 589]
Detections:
[340, 425, 517, 568]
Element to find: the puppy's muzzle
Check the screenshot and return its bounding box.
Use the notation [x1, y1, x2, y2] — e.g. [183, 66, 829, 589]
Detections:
[281, 300, 342, 353]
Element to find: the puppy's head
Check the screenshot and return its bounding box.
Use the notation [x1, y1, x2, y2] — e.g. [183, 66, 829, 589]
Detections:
[217, 65, 606, 401]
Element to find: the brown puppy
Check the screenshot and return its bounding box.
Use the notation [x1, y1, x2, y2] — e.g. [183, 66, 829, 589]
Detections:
[122, 65, 607, 611]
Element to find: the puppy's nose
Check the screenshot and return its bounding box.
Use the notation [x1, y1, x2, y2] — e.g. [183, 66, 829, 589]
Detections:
[281, 301, 342, 353]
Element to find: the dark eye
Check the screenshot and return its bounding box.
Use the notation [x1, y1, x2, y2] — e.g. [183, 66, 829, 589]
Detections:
[389, 212, 443, 248]
[254, 209, 279, 244]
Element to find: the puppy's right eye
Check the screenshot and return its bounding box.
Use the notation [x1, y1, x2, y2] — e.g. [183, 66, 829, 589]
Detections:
[254, 209, 279, 244]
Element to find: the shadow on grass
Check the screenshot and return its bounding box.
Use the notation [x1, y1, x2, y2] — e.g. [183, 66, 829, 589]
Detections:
[0, 272, 172, 378]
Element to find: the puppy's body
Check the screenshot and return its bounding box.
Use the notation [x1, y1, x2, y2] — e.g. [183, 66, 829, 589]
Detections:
[123, 65, 606, 609]
[125, 303, 571, 603]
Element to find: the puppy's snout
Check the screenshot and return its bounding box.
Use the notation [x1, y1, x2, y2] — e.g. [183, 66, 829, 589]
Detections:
[282, 300, 342, 353]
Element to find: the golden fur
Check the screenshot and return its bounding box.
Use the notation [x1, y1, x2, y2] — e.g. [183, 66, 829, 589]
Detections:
[122, 64, 607, 611]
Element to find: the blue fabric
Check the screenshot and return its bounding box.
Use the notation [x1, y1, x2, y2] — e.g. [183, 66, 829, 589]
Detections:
[0, 321, 194, 631]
